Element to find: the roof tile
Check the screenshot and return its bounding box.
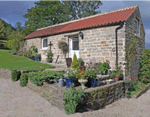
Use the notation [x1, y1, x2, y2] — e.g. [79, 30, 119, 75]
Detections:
[25, 6, 137, 39]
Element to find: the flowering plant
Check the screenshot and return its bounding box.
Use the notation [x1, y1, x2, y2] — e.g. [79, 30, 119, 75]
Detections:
[66, 69, 77, 78]
[76, 71, 86, 79]
[86, 69, 97, 78]
[58, 41, 68, 54]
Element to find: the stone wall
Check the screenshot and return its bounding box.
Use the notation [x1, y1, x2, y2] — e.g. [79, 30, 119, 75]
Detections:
[25, 25, 126, 72]
[77, 81, 125, 111]
[125, 7, 145, 78]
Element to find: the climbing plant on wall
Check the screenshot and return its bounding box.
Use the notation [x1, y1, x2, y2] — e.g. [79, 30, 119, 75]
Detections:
[126, 35, 138, 77]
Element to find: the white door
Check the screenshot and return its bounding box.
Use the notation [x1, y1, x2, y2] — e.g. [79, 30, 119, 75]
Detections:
[69, 38, 79, 59]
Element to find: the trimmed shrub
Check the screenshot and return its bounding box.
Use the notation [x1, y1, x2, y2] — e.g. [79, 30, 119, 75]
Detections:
[63, 86, 84, 115]
[47, 50, 53, 63]
[28, 71, 63, 86]
[20, 73, 28, 87]
[11, 70, 21, 82]
[71, 54, 80, 71]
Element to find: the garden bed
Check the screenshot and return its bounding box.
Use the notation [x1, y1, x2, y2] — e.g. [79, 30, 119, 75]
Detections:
[26, 79, 125, 112]
[133, 83, 150, 98]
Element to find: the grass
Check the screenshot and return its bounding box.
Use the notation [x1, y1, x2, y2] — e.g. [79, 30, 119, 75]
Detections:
[0, 49, 54, 70]
[129, 81, 147, 97]
[0, 40, 7, 44]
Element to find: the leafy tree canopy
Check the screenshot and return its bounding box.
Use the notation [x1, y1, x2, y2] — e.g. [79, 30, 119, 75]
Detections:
[0, 19, 15, 40]
[23, 1, 102, 35]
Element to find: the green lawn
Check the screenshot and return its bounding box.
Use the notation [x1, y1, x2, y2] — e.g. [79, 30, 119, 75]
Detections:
[0, 40, 7, 44]
[0, 49, 54, 70]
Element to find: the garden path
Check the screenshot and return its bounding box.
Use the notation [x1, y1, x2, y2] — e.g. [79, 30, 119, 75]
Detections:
[1, 77, 150, 117]
[0, 78, 81, 117]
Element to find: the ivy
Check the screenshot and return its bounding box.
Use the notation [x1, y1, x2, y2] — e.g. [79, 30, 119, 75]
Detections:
[126, 35, 138, 76]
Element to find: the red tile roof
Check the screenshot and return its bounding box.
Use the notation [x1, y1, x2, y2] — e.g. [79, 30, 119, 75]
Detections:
[25, 6, 137, 39]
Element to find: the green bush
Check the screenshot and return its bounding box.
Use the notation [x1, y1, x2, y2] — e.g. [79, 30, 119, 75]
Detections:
[78, 58, 84, 66]
[11, 70, 21, 82]
[98, 61, 111, 75]
[29, 46, 37, 54]
[28, 71, 63, 86]
[139, 49, 150, 81]
[20, 73, 28, 87]
[71, 54, 80, 71]
[63, 86, 84, 115]
[47, 50, 53, 63]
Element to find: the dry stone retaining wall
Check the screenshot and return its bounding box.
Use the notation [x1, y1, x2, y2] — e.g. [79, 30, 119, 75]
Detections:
[77, 81, 125, 111]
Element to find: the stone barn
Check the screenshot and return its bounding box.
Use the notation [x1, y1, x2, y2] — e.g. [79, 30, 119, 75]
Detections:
[24, 6, 145, 78]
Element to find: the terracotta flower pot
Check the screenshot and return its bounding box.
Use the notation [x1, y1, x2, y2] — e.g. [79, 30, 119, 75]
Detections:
[80, 66, 85, 71]
[115, 75, 120, 81]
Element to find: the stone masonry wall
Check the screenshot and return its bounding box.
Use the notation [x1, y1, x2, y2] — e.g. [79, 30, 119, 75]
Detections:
[125, 7, 145, 78]
[77, 81, 125, 111]
[25, 25, 126, 72]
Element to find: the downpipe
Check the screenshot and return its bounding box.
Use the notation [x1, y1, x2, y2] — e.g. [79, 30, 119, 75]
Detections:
[115, 22, 124, 69]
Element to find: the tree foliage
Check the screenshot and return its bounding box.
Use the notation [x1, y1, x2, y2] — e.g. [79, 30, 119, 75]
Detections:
[6, 31, 25, 50]
[65, 1, 102, 20]
[23, 1, 102, 35]
[23, 1, 70, 35]
[0, 19, 15, 39]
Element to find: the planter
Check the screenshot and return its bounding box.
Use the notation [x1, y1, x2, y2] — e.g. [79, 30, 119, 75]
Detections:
[85, 78, 91, 88]
[115, 75, 119, 81]
[91, 78, 96, 87]
[35, 57, 39, 61]
[65, 78, 73, 88]
[66, 58, 72, 68]
[96, 79, 100, 87]
[80, 66, 85, 71]
[72, 77, 80, 87]
[78, 79, 88, 90]
[101, 71, 103, 75]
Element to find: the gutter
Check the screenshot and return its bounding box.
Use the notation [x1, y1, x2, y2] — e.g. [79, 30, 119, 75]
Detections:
[115, 22, 124, 69]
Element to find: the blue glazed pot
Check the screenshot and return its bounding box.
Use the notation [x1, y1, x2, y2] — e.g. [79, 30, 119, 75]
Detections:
[35, 57, 39, 61]
[101, 71, 103, 75]
[91, 78, 96, 87]
[96, 79, 100, 87]
[65, 78, 73, 88]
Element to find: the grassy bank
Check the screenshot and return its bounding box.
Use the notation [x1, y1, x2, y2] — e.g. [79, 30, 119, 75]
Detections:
[0, 49, 54, 70]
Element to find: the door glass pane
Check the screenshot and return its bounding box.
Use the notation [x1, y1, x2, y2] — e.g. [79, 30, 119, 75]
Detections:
[72, 39, 79, 50]
[43, 39, 48, 48]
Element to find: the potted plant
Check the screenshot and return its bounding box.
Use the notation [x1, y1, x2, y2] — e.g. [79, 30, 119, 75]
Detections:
[87, 69, 97, 87]
[114, 66, 123, 81]
[77, 71, 88, 90]
[65, 69, 76, 88]
[98, 60, 111, 75]
[78, 58, 85, 71]
[46, 50, 53, 63]
[34, 53, 41, 61]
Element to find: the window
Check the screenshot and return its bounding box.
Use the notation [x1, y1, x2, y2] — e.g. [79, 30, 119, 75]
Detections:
[42, 38, 48, 49]
[135, 18, 139, 35]
[72, 38, 79, 50]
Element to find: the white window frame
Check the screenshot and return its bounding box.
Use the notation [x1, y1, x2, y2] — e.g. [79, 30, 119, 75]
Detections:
[135, 18, 139, 35]
[42, 38, 48, 49]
